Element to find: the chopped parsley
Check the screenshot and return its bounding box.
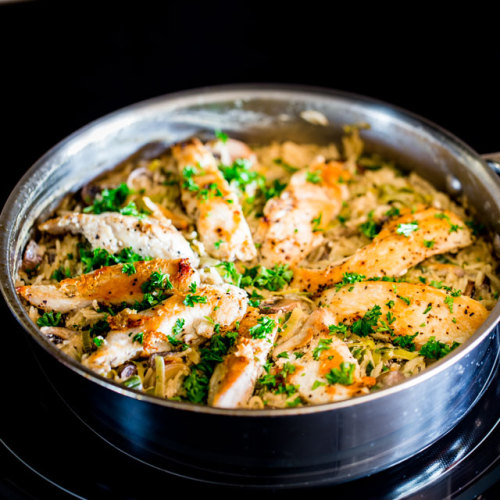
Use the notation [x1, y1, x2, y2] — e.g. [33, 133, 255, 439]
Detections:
[37, 311, 62, 328]
[83, 183, 130, 213]
[122, 263, 136, 275]
[272, 158, 299, 173]
[465, 219, 485, 236]
[392, 333, 418, 351]
[182, 165, 200, 192]
[215, 129, 228, 143]
[385, 206, 401, 218]
[93, 337, 104, 347]
[240, 264, 293, 291]
[198, 183, 224, 201]
[172, 318, 185, 336]
[216, 261, 242, 286]
[306, 170, 321, 184]
[134, 271, 174, 311]
[386, 300, 395, 309]
[51, 267, 71, 282]
[214, 239, 224, 249]
[313, 338, 333, 360]
[89, 319, 111, 337]
[261, 179, 287, 201]
[434, 212, 450, 221]
[286, 397, 302, 407]
[335, 272, 366, 291]
[312, 380, 326, 390]
[257, 362, 298, 396]
[132, 332, 144, 344]
[423, 303, 433, 314]
[277, 352, 289, 359]
[423, 239, 435, 248]
[420, 336, 460, 360]
[83, 183, 148, 218]
[328, 324, 349, 335]
[183, 331, 239, 403]
[219, 158, 261, 192]
[444, 295, 454, 313]
[386, 311, 396, 324]
[351, 305, 382, 337]
[248, 316, 276, 339]
[79, 245, 150, 274]
[311, 213, 323, 232]
[396, 221, 419, 237]
[325, 362, 355, 385]
[183, 293, 208, 307]
[248, 289, 264, 308]
[359, 211, 380, 239]
[398, 295, 411, 305]
[142, 271, 173, 293]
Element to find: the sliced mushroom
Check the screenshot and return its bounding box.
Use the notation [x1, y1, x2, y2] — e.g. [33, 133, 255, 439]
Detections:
[376, 370, 406, 388]
[22, 240, 44, 270]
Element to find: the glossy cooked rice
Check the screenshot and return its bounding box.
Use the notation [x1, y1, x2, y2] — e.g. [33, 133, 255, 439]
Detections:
[16, 128, 499, 409]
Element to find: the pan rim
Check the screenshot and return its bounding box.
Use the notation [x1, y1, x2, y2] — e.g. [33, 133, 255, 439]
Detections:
[1, 82, 499, 417]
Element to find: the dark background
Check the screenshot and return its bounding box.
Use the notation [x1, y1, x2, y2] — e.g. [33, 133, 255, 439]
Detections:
[1, 1, 499, 497]
[1, 3, 500, 203]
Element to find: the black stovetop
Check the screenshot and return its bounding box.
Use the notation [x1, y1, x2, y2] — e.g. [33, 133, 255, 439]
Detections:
[1, 313, 498, 499]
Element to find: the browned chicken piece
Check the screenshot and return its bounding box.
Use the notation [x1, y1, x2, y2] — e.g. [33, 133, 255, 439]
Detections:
[208, 309, 281, 408]
[255, 160, 349, 267]
[292, 208, 472, 295]
[319, 281, 488, 348]
[275, 309, 375, 404]
[82, 284, 248, 375]
[172, 138, 257, 261]
[17, 258, 199, 313]
[38, 212, 199, 265]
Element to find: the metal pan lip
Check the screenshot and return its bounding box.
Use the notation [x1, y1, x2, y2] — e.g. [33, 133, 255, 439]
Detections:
[1, 82, 499, 417]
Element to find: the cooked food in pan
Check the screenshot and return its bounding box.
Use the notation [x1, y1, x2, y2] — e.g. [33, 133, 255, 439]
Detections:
[16, 128, 499, 408]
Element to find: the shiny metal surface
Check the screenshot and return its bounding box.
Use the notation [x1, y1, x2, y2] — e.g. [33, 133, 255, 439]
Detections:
[1, 85, 499, 483]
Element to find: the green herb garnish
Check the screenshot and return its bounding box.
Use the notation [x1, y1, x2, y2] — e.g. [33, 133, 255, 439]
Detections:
[325, 362, 356, 385]
[37, 312, 62, 328]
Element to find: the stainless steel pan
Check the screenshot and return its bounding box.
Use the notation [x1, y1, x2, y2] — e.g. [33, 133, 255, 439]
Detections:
[1, 85, 499, 487]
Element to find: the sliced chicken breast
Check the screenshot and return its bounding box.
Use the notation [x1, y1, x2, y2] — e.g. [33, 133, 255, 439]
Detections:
[292, 208, 472, 294]
[320, 281, 488, 348]
[172, 138, 257, 261]
[255, 160, 349, 267]
[208, 309, 280, 408]
[17, 258, 199, 313]
[82, 284, 248, 375]
[275, 309, 375, 404]
[39, 212, 199, 265]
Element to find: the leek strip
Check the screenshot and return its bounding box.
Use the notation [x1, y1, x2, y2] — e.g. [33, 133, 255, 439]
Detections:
[155, 356, 165, 398]
[82, 330, 92, 353]
[123, 375, 142, 390]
